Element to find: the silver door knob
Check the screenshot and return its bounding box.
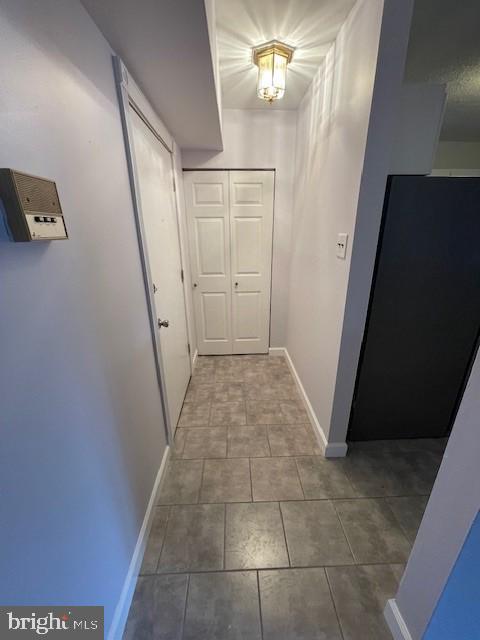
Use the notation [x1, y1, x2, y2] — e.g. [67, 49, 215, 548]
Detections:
[158, 319, 169, 328]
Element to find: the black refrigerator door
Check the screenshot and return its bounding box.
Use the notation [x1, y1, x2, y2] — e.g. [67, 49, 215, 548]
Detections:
[349, 176, 480, 441]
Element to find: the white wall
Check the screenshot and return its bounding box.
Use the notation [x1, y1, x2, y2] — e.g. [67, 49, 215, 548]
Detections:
[204, 0, 223, 135]
[286, 0, 413, 450]
[0, 1, 168, 633]
[182, 108, 297, 347]
[386, 346, 480, 639]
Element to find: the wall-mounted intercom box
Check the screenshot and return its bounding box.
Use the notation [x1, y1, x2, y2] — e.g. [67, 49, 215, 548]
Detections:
[0, 169, 68, 241]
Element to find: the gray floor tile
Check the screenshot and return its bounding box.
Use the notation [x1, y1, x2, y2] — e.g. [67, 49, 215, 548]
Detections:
[267, 425, 320, 456]
[244, 382, 299, 401]
[171, 428, 186, 459]
[227, 426, 270, 458]
[194, 356, 218, 371]
[342, 449, 405, 497]
[281, 501, 354, 566]
[326, 564, 405, 640]
[158, 459, 203, 505]
[296, 456, 355, 499]
[402, 450, 443, 494]
[124, 356, 442, 640]
[210, 401, 246, 426]
[213, 382, 245, 402]
[200, 458, 252, 503]
[139, 507, 169, 574]
[184, 571, 261, 640]
[334, 499, 412, 563]
[158, 504, 224, 572]
[214, 366, 245, 383]
[182, 427, 227, 459]
[243, 371, 277, 386]
[123, 574, 188, 640]
[279, 399, 309, 423]
[387, 495, 429, 542]
[191, 370, 216, 385]
[246, 400, 286, 425]
[184, 383, 214, 403]
[251, 457, 304, 501]
[394, 437, 448, 453]
[225, 502, 289, 569]
[348, 440, 400, 453]
[178, 401, 211, 427]
[343, 448, 442, 498]
[259, 568, 343, 640]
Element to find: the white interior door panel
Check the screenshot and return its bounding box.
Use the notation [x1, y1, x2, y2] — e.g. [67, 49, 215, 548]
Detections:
[184, 171, 232, 354]
[230, 171, 274, 354]
[130, 107, 191, 430]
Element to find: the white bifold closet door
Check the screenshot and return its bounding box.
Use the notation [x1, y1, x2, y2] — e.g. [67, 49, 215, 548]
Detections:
[184, 170, 274, 355]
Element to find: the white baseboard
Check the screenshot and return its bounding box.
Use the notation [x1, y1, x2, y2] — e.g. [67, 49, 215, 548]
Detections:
[384, 599, 413, 640]
[192, 348, 198, 371]
[272, 347, 348, 458]
[108, 445, 171, 640]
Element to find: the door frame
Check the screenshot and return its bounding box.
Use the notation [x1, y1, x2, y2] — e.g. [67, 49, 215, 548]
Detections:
[183, 168, 276, 355]
[113, 55, 191, 443]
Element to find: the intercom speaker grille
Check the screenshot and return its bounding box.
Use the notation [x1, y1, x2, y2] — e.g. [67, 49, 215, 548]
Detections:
[13, 171, 62, 215]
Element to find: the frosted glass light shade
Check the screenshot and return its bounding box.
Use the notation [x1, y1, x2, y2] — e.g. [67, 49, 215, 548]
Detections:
[253, 41, 294, 103]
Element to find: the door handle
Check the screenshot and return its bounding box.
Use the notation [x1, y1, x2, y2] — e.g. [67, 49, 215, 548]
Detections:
[193, 283, 198, 288]
[235, 282, 239, 287]
[158, 319, 169, 328]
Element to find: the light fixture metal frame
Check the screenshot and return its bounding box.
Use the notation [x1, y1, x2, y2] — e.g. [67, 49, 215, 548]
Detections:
[252, 39, 295, 67]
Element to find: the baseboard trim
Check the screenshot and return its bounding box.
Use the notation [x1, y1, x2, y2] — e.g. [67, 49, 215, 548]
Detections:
[107, 445, 171, 640]
[192, 348, 198, 371]
[192, 349, 198, 373]
[384, 599, 413, 640]
[273, 347, 348, 458]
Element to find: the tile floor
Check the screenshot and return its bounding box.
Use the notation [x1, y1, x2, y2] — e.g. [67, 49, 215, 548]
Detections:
[123, 354, 445, 640]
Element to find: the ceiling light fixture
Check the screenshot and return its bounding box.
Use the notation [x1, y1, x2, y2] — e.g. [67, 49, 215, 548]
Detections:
[252, 40, 295, 104]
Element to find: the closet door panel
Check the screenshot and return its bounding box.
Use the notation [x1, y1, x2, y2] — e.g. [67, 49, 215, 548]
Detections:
[229, 171, 274, 354]
[184, 171, 232, 354]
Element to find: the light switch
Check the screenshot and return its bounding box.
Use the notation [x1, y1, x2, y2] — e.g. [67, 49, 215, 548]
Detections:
[336, 233, 348, 259]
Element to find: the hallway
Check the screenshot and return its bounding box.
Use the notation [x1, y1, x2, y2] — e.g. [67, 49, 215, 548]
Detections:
[124, 354, 444, 639]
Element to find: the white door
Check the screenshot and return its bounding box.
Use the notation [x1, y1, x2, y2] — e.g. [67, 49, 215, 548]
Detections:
[184, 170, 274, 355]
[184, 171, 233, 355]
[130, 107, 191, 430]
[230, 171, 274, 354]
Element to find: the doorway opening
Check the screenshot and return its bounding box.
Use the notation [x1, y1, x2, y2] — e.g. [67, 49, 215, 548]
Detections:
[343, 175, 480, 562]
[184, 169, 275, 356]
[115, 59, 192, 441]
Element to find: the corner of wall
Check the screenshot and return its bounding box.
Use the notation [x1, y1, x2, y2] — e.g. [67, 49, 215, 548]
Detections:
[328, 0, 415, 445]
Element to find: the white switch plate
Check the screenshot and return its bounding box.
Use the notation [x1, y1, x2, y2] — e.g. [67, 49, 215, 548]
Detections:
[336, 233, 348, 259]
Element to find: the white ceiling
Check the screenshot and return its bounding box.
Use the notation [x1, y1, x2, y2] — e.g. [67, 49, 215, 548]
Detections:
[81, 0, 223, 149]
[405, 0, 480, 141]
[216, 0, 356, 110]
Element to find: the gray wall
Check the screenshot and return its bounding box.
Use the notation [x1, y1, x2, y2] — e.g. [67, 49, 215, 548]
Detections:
[434, 141, 480, 170]
[0, 1, 167, 631]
